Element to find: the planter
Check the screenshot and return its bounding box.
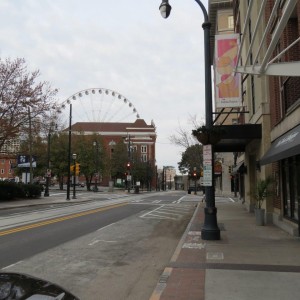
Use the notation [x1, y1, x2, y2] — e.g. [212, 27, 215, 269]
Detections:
[255, 208, 265, 226]
[194, 133, 209, 145]
[192, 126, 225, 145]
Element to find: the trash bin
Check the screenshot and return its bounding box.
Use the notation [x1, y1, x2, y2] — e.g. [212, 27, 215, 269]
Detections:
[134, 186, 140, 194]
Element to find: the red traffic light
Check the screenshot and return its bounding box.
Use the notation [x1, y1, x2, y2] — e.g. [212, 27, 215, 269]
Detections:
[126, 162, 131, 169]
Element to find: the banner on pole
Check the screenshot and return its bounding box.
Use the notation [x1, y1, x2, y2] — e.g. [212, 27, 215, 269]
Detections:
[214, 34, 242, 108]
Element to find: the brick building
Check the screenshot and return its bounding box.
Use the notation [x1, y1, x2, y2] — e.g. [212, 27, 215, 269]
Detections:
[71, 119, 157, 188]
[208, 0, 300, 235]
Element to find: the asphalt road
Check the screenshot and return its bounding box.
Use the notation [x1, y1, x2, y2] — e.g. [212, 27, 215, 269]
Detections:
[0, 191, 199, 299]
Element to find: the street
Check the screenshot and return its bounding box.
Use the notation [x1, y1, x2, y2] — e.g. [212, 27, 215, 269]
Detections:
[0, 190, 204, 299]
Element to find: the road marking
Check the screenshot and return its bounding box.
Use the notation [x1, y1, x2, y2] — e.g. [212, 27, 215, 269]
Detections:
[2, 260, 24, 270]
[152, 200, 162, 203]
[229, 197, 235, 202]
[0, 203, 127, 237]
[207, 252, 224, 260]
[182, 243, 206, 249]
[97, 222, 116, 231]
[88, 239, 117, 246]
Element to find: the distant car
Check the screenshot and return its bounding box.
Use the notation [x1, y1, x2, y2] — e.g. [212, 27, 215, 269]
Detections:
[70, 182, 85, 187]
[188, 186, 202, 194]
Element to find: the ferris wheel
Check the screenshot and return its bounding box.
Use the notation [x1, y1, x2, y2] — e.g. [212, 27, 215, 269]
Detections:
[58, 88, 141, 124]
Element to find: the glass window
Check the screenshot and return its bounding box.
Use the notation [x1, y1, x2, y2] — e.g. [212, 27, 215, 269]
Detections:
[141, 146, 147, 153]
[283, 155, 300, 222]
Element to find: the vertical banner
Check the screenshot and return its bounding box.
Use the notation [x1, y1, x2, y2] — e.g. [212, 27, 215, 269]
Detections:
[215, 34, 242, 108]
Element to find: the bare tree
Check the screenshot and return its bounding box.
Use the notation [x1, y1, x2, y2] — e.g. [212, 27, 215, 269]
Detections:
[169, 115, 204, 149]
[0, 57, 58, 150]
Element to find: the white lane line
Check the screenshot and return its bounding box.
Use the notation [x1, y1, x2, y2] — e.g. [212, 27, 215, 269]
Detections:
[140, 205, 164, 218]
[152, 200, 162, 203]
[89, 239, 117, 246]
[97, 222, 116, 232]
[229, 198, 235, 202]
[142, 214, 177, 220]
[2, 261, 24, 270]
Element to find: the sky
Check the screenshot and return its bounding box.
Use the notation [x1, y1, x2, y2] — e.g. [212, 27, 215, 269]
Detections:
[0, 0, 209, 172]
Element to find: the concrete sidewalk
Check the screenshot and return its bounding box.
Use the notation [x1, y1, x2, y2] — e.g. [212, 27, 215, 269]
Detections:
[150, 200, 300, 300]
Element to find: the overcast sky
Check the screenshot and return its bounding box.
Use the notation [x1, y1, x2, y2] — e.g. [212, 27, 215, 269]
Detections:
[0, 0, 209, 172]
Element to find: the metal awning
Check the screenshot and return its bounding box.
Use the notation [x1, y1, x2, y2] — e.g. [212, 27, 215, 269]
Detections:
[232, 161, 244, 175]
[260, 124, 300, 165]
[214, 124, 262, 152]
[235, 0, 299, 77]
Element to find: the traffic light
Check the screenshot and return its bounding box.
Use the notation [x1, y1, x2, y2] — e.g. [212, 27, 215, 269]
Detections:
[228, 166, 232, 173]
[126, 162, 131, 170]
[193, 171, 197, 178]
[70, 164, 75, 172]
[75, 163, 81, 175]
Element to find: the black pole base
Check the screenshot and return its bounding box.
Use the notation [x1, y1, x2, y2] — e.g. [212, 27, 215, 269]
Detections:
[201, 207, 221, 240]
[44, 191, 49, 197]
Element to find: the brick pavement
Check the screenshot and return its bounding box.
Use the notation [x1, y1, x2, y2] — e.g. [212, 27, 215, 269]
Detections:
[150, 197, 300, 300]
[150, 200, 206, 300]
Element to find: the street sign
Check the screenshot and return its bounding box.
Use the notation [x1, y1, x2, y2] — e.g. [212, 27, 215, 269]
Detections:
[127, 175, 132, 181]
[202, 181, 212, 186]
[203, 145, 212, 160]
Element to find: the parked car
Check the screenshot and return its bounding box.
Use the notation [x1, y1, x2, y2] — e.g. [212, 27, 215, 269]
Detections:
[188, 185, 202, 194]
[70, 182, 85, 187]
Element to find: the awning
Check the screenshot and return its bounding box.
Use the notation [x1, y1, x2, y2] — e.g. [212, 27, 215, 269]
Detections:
[214, 124, 262, 152]
[232, 162, 246, 175]
[260, 124, 300, 165]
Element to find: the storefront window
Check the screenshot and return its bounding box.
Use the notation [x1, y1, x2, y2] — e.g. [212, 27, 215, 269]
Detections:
[283, 155, 300, 222]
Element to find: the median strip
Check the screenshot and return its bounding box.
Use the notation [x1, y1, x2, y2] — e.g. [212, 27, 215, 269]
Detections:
[0, 202, 127, 236]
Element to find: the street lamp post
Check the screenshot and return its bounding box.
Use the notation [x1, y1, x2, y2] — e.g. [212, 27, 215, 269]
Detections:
[72, 153, 77, 199]
[93, 141, 99, 192]
[66, 103, 72, 201]
[193, 167, 197, 195]
[159, 0, 220, 240]
[44, 122, 56, 197]
[44, 131, 51, 197]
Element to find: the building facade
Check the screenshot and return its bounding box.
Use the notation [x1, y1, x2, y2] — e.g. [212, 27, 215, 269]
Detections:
[71, 119, 157, 188]
[209, 0, 300, 235]
[0, 138, 19, 181]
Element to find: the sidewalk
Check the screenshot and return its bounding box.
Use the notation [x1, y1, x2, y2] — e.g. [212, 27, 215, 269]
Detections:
[150, 199, 300, 300]
[0, 187, 131, 210]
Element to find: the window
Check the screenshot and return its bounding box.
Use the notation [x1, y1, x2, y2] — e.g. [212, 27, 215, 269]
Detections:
[217, 11, 234, 32]
[1, 159, 4, 164]
[141, 154, 147, 162]
[228, 16, 234, 29]
[1, 169, 4, 174]
[282, 155, 300, 222]
[141, 145, 147, 153]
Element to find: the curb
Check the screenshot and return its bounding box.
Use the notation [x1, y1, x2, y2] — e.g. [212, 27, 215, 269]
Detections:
[149, 202, 202, 300]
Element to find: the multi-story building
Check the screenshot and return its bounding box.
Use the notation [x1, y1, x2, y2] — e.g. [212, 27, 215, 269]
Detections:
[0, 138, 20, 180]
[157, 166, 176, 190]
[70, 119, 157, 188]
[209, 0, 300, 235]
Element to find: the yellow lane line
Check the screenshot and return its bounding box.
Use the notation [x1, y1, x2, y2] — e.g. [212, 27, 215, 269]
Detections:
[0, 202, 128, 236]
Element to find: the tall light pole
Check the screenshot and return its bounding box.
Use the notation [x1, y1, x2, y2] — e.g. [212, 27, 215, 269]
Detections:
[72, 153, 77, 199]
[44, 122, 55, 197]
[93, 141, 99, 192]
[159, 0, 220, 240]
[66, 103, 72, 201]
